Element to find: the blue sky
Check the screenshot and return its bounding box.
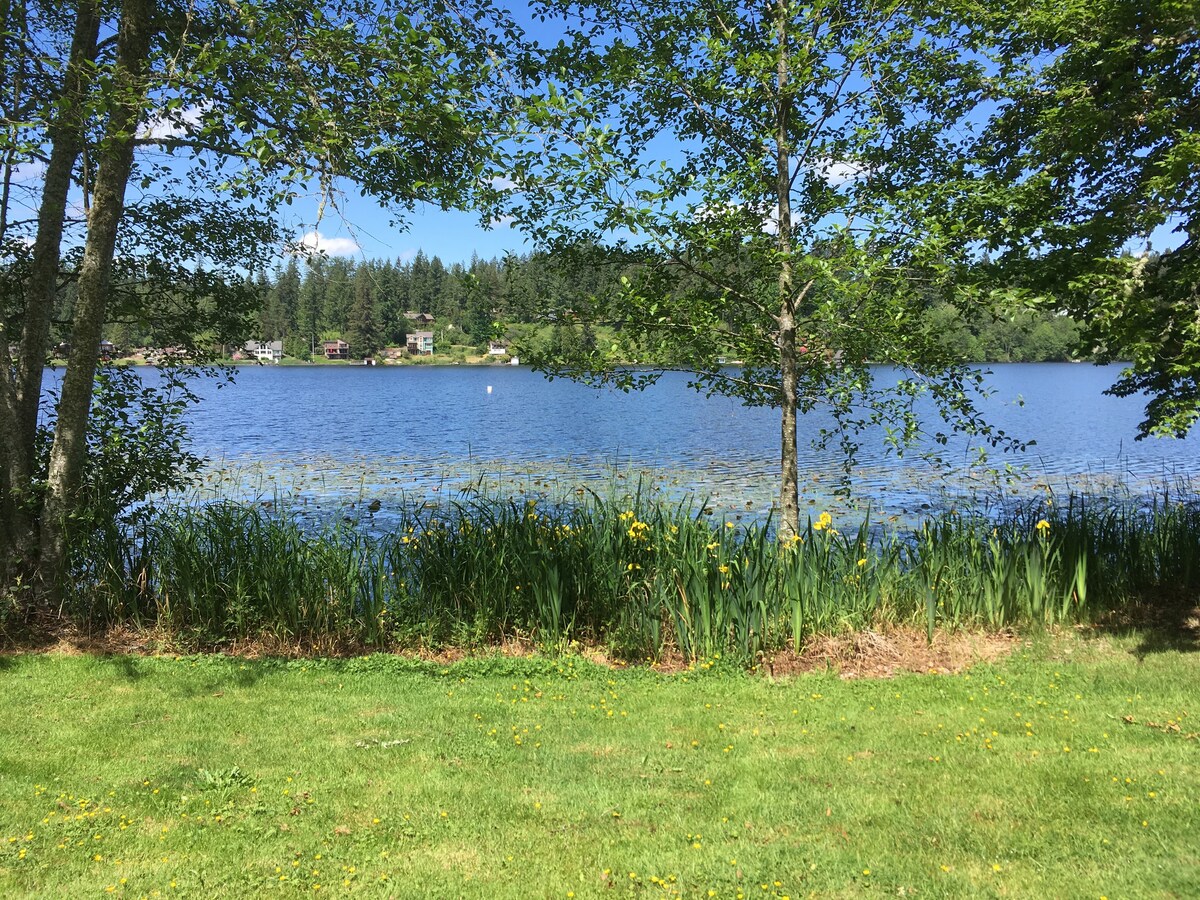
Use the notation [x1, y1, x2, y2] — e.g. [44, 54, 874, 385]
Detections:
[265, 3, 1190, 271]
[3, 2, 551, 271]
[280, 192, 532, 267]
[272, 1, 560, 268]
[11, 3, 1183, 272]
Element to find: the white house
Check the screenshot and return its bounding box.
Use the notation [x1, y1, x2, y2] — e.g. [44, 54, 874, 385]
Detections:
[245, 339, 283, 363]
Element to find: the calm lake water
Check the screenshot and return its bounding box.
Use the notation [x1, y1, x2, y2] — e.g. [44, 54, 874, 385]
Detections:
[54, 362, 1200, 526]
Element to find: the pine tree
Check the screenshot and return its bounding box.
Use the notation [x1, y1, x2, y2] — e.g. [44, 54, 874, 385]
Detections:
[274, 257, 301, 338]
[320, 257, 354, 334]
[292, 257, 325, 357]
[346, 264, 380, 357]
[409, 251, 433, 314]
[375, 261, 407, 346]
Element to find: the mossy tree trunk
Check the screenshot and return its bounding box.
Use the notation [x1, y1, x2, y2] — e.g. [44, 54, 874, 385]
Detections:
[0, 0, 101, 587]
[38, 0, 155, 592]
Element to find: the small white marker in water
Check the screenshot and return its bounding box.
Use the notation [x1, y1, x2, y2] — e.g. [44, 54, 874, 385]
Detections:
[487, 385, 493, 394]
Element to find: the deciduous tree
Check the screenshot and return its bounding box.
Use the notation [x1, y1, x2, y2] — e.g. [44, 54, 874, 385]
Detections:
[2, 0, 514, 596]
[502, 0, 1022, 539]
[970, 0, 1199, 438]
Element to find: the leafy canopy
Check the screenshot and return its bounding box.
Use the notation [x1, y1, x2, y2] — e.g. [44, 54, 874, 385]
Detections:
[970, 0, 1200, 438]
[497, 0, 1025, 491]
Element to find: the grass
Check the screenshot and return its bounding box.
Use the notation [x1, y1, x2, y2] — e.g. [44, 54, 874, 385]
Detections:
[0, 631, 1196, 897]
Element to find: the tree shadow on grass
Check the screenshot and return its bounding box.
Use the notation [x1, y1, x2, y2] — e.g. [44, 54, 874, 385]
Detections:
[94, 653, 148, 681]
[1090, 594, 1200, 660]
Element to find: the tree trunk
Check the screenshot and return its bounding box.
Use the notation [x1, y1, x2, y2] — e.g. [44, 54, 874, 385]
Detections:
[778, 300, 800, 541]
[0, 0, 101, 584]
[774, 0, 800, 542]
[0, 0, 27, 583]
[38, 0, 154, 590]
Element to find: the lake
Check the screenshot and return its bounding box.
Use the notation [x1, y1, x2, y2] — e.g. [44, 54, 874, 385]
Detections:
[54, 362, 1200, 526]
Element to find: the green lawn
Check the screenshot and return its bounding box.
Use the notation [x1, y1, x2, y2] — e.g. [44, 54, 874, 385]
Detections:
[0, 633, 1195, 898]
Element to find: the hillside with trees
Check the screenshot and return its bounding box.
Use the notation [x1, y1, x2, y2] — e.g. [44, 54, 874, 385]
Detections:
[93, 250, 1085, 365]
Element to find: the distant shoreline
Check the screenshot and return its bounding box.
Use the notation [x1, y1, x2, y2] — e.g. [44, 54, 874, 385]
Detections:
[50, 356, 1106, 369]
[53, 356, 525, 368]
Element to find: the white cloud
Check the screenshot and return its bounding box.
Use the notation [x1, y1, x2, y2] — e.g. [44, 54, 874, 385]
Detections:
[693, 200, 800, 235]
[294, 230, 360, 257]
[480, 175, 521, 228]
[813, 157, 871, 186]
[139, 104, 210, 141]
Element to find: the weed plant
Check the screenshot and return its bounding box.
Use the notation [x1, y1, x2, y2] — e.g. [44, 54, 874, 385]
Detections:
[63, 490, 1200, 661]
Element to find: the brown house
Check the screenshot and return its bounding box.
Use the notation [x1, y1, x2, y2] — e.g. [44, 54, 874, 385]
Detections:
[404, 311, 435, 325]
[323, 339, 349, 360]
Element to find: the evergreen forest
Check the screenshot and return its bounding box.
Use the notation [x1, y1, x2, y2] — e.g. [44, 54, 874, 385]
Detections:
[89, 250, 1084, 365]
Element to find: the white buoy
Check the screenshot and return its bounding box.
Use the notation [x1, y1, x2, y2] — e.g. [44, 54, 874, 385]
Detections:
[486, 385, 493, 394]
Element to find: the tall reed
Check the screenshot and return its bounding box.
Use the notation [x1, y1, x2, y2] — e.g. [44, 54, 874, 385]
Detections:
[65, 489, 1200, 661]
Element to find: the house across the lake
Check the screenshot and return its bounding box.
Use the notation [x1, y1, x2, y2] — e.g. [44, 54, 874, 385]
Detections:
[404, 311, 435, 325]
[406, 331, 434, 356]
[323, 339, 349, 360]
[99, 340, 117, 359]
[487, 341, 509, 357]
[244, 339, 283, 363]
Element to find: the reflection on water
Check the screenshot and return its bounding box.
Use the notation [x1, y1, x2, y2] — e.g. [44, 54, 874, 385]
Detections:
[45, 362, 1198, 525]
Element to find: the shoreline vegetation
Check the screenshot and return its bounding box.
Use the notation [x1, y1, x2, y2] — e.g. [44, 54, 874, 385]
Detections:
[59, 354, 533, 368]
[4, 488, 1197, 897]
[85, 251, 1088, 372]
[3, 1, 1194, 892]
[9, 490, 1197, 662]
[68, 355, 1106, 368]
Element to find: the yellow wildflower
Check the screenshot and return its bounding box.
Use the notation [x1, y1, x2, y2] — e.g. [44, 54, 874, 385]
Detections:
[626, 520, 651, 541]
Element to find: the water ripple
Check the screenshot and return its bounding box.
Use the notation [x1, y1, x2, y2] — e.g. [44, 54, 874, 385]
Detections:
[85, 362, 1200, 524]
